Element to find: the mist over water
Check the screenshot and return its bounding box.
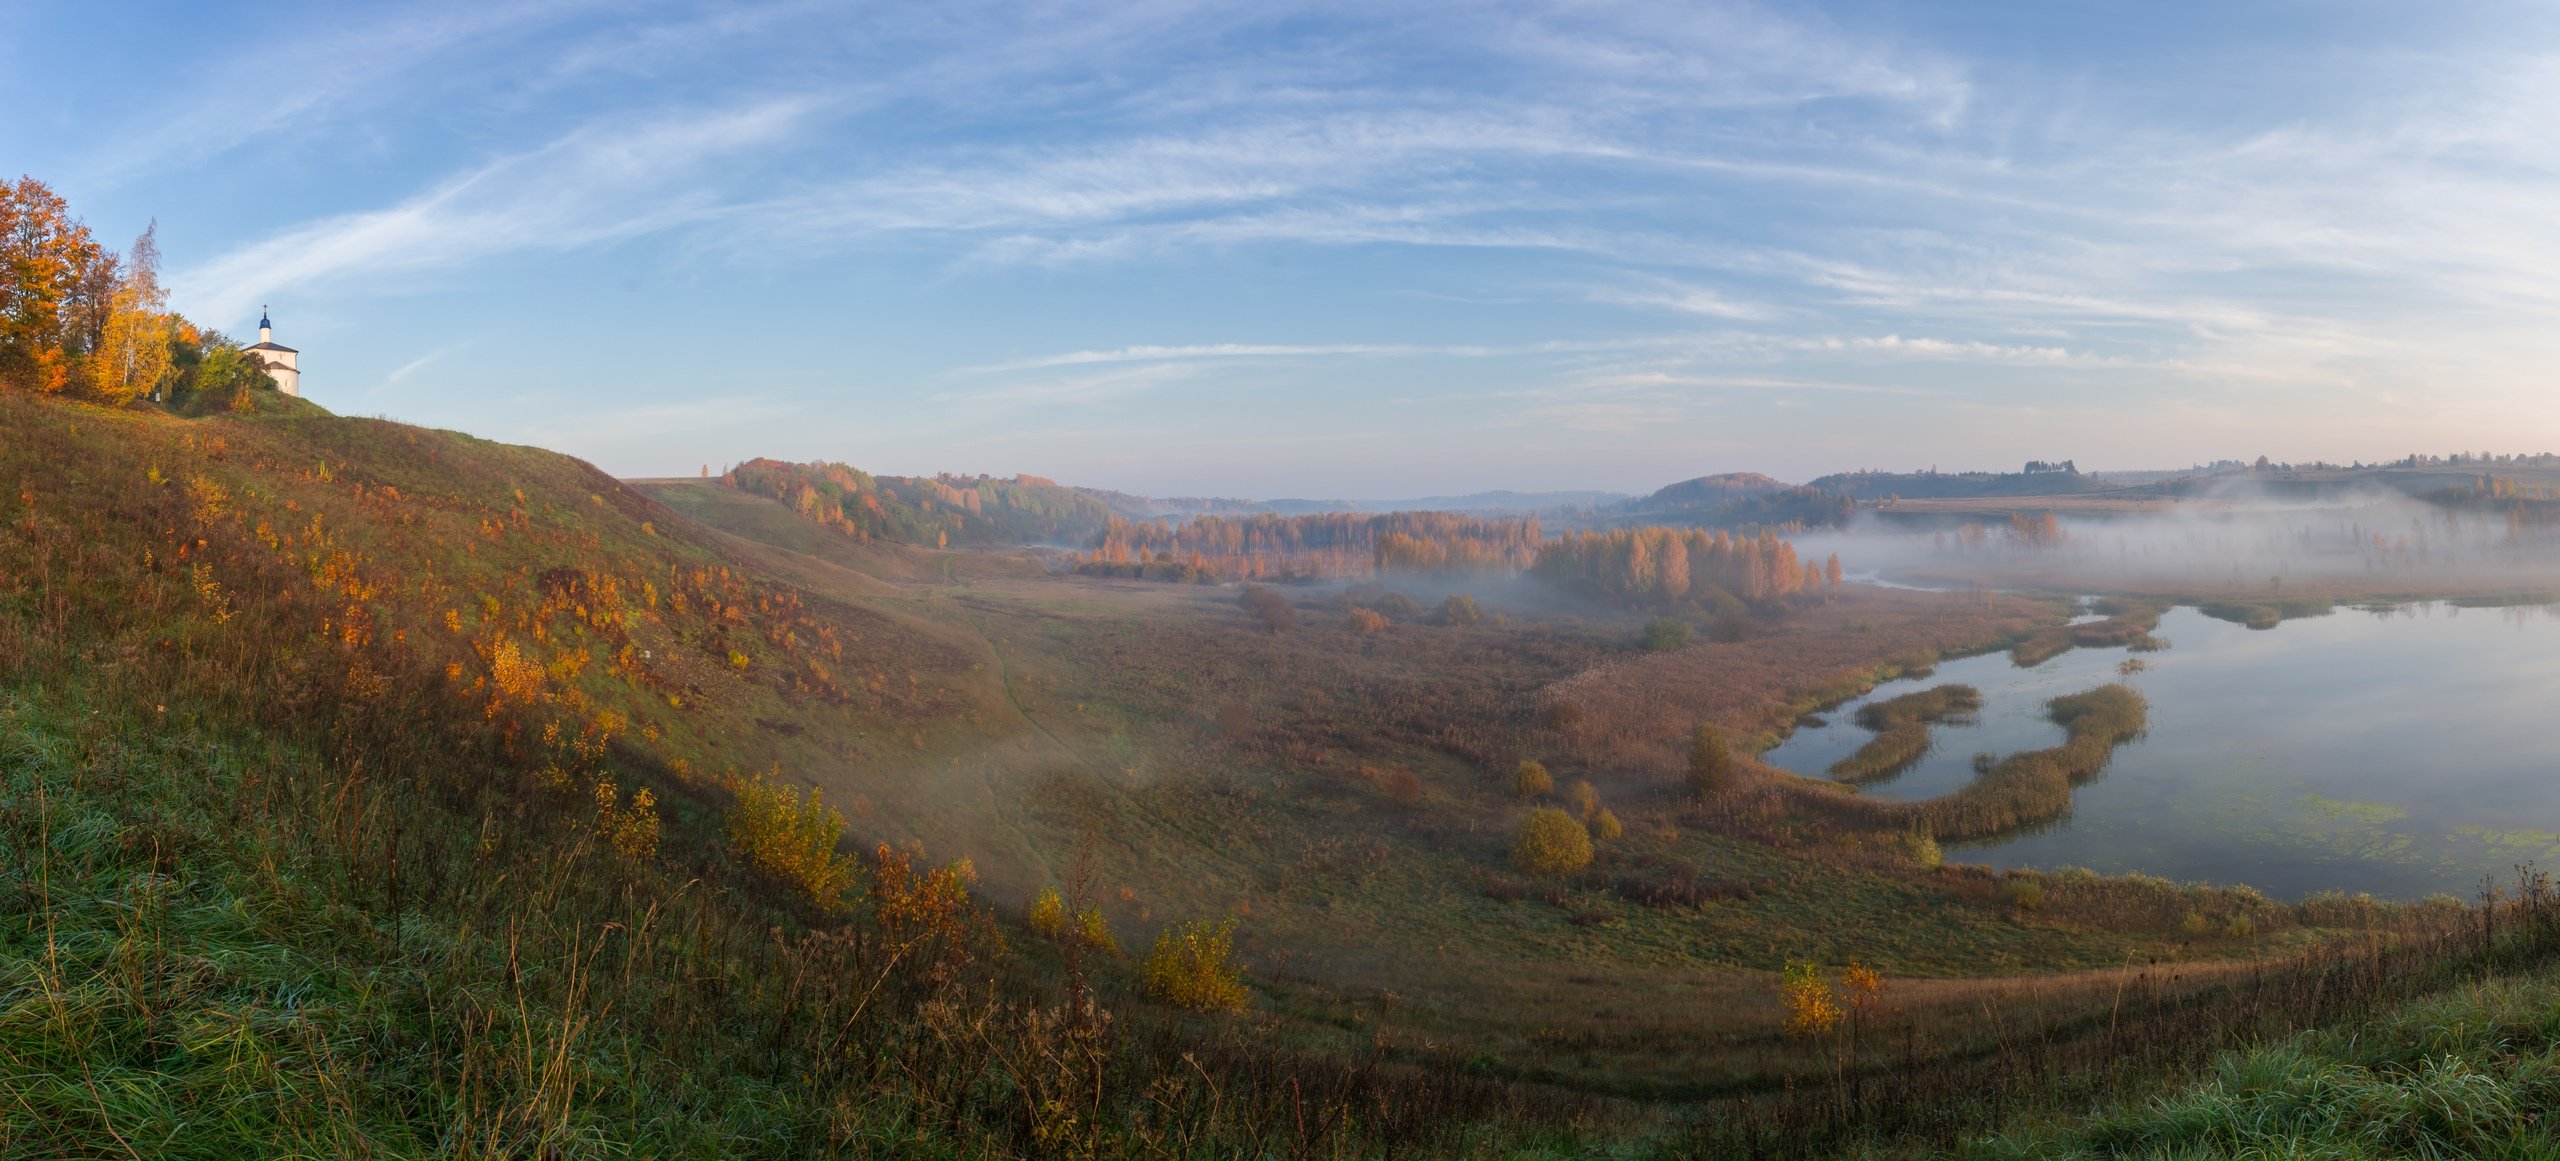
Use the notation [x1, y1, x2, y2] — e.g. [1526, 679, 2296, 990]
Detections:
[1766, 602, 2560, 901]
[1794, 483, 2560, 596]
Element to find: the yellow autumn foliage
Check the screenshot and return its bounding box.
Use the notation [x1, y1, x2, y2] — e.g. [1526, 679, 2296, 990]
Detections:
[1511, 807, 1591, 877]
[728, 772, 859, 909]
[1141, 917, 1250, 1012]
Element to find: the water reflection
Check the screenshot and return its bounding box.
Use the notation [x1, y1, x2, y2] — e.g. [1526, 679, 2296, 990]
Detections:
[1761, 602, 2560, 900]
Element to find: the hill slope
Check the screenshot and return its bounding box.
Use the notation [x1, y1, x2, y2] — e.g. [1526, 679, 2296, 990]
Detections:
[0, 392, 1550, 1158]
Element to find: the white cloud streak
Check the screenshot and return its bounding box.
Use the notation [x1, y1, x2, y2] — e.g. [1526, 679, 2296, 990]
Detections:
[172, 99, 821, 321]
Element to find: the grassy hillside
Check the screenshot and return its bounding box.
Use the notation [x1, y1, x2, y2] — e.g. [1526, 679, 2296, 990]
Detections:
[14, 390, 2559, 1157]
[0, 392, 1585, 1157]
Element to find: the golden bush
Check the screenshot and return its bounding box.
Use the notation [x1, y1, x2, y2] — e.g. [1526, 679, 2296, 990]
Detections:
[1028, 886, 1066, 938]
[1782, 962, 1841, 1037]
[592, 780, 660, 861]
[1511, 807, 1592, 877]
[1588, 808, 1622, 842]
[1565, 778, 1597, 818]
[1513, 759, 1552, 798]
[728, 772, 860, 909]
[1074, 906, 1121, 955]
[1141, 918, 1250, 1012]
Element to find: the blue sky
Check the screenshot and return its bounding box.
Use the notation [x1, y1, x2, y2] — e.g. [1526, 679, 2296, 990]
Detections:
[9, 1, 2559, 497]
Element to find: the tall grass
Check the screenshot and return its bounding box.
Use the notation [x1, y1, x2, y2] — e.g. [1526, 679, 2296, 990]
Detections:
[1667, 870, 2560, 1159]
[1905, 684, 2146, 842]
[1827, 684, 1981, 785]
[0, 394, 1597, 1158]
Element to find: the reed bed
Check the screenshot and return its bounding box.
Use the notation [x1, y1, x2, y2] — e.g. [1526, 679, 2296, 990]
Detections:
[1828, 684, 1982, 785]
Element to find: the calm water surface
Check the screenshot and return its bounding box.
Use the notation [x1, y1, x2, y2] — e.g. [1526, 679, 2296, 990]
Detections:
[1762, 602, 2560, 900]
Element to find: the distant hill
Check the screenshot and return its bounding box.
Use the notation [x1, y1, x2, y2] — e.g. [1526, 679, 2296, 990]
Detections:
[1145, 490, 1634, 517]
[1586, 472, 1851, 531]
[1640, 472, 1795, 508]
[1362, 489, 1632, 513]
[702, 459, 1634, 547]
[1809, 467, 2114, 500]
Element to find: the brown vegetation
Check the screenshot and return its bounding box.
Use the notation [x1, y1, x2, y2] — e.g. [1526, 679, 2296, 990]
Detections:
[1079, 509, 1538, 581]
[1828, 683, 1981, 784]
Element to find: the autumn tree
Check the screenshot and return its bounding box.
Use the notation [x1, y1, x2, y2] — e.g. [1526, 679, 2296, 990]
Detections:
[1511, 807, 1592, 877]
[91, 223, 172, 404]
[1687, 723, 1733, 798]
[1141, 917, 1251, 1011]
[1513, 759, 1552, 798]
[0, 176, 102, 394]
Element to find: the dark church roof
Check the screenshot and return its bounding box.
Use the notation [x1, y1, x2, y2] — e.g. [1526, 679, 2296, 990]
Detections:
[245, 341, 298, 354]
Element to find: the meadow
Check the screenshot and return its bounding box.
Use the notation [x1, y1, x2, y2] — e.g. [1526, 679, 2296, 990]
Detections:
[3, 389, 2553, 1158]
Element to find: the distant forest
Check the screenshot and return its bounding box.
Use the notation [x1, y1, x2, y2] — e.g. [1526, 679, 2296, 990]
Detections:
[722, 458, 1841, 610]
[722, 458, 1121, 547]
[1072, 511, 1541, 582]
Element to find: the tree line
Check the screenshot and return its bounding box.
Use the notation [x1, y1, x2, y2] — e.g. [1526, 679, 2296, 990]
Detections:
[1, 176, 278, 411]
[1075, 510, 1540, 582]
[1530, 526, 1840, 606]
[722, 457, 1121, 548]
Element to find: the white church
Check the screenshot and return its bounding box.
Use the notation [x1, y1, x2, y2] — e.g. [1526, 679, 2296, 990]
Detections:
[243, 307, 301, 397]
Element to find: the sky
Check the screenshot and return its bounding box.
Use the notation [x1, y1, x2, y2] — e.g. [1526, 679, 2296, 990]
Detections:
[8, 1, 2560, 499]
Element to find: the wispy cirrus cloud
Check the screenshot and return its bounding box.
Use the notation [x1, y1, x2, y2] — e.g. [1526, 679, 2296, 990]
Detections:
[79, 0, 611, 185]
[172, 98, 822, 321]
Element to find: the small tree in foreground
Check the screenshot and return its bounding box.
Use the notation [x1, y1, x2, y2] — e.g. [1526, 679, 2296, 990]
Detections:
[1142, 918, 1250, 1011]
[728, 773, 860, 909]
[1027, 886, 1066, 938]
[1687, 723, 1734, 798]
[1512, 807, 1592, 877]
[1513, 759, 1552, 798]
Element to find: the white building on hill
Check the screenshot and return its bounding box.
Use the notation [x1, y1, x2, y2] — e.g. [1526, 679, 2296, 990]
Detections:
[244, 308, 300, 397]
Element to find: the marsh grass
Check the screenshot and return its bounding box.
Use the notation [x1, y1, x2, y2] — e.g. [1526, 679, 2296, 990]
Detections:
[2195, 598, 2335, 630]
[1908, 685, 2147, 842]
[1828, 684, 1982, 785]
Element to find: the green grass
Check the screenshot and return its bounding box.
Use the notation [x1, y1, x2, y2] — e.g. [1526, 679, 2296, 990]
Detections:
[1975, 965, 2560, 1159]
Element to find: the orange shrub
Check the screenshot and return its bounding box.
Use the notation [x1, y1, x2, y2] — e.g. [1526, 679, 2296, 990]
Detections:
[1783, 962, 1842, 1037]
[592, 780, 660, 860]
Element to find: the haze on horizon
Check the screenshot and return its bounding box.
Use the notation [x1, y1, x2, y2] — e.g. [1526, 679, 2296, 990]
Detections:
[9, 0, 2559, 499]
